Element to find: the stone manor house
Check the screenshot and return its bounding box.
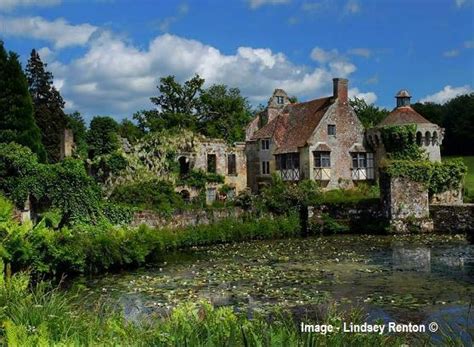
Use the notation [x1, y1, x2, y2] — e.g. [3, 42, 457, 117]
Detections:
[172, 77, 443, 201]
[244, 78, 443, 193]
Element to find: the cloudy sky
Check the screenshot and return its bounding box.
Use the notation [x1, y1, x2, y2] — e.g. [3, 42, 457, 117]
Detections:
[1, 0, 473, 122]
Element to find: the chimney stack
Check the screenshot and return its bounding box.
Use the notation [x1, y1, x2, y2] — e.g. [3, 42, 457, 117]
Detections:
[333, 78, 348, 104]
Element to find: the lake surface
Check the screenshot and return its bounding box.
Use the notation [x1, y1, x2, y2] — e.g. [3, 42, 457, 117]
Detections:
[79, 234, 473, 339]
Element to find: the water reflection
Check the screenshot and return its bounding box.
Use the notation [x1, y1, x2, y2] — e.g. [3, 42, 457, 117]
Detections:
[392, 245, 431, 272]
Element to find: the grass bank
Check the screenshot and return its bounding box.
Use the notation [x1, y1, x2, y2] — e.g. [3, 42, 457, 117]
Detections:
[444, 156, 474, 201]
[0, 266, 409, 346]
[0, 195, 300, 277]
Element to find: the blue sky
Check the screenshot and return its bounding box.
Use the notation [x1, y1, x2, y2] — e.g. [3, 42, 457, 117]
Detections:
[1, 0, 473, 122]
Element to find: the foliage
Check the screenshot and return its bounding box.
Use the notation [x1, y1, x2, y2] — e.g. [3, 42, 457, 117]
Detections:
[380, 124, 426, 160]
[90, 151, 129, 184]
[65, 111, 88, 158]
[0, 143, 101, 225]
[413, 93, 474, 155]
[382, 158, 467, 195]
[0, 195, 300, 276]
[26, 49, 67, 163]
[87, 116, 119, 158]
[109, 179, 182, 214]
[134, 75, 252, 143]
[101, 202, 134, 225]
[350, 97, 389, 128]
[177, 169, 224, 189]
[134, 75, 204, 133]
[117, 119, 144, 143]
[198, 84, 253, 143]
[319, 183, 380, 205]
[259, 175, 320, 214]
[0, 42, 46, 161]
[0, 264, 408, 347]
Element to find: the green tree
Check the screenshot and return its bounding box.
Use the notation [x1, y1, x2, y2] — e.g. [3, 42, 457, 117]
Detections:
[443, 93, 474, 155]
[118, 119, 144, 143]
[134, 75, 204, 132]
[26, 49, 67, 163]
[87, 116, 119, 158]
[0, 42, 46, 161]
[198, 84, 252, 143]
[411, 101, 445, 126]
[350, 97, 389, 128]
[66, 111, 88, 158]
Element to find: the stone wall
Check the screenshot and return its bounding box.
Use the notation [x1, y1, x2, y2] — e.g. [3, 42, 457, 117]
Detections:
[307, 200, 385, 233]
[430, 204, 474, 233]
[132, 207, 245, 229]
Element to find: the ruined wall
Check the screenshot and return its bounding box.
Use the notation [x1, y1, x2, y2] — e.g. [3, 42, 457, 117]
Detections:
[307, 102, 368, 189]
[430, 204, 474, 232]
[430, 188, 464, 205]
[60, 128, 74, 159]
[132, 208, 245, 229]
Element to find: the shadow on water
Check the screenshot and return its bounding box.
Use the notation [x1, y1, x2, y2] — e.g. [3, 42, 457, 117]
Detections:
[78, 234, 474, 343]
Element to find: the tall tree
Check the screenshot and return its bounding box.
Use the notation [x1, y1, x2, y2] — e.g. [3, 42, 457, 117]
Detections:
[87, 116, 119, 158]
[26, 49, 67, 162]
[134, 74, 204, 132]
[198, 84, 252, 143]
[0, 42, 46, 161]
[66, 111, 88, 158]
[350, 97, 389, 128]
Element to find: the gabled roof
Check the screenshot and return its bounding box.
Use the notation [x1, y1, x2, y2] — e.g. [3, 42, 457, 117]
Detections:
[376, 106, 432, 127]
[251, 96, 333, 154]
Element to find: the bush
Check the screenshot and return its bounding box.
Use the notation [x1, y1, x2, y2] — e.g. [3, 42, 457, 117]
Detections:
[110, 179, 183, 215]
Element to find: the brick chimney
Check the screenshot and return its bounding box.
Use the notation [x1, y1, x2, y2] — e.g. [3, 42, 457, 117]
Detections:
[333, 78, 348, 104]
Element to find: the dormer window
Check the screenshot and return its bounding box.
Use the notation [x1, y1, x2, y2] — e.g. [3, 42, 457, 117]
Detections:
[261, 139, 270, 150]
[276, 96, 284, 104]
[328, 124, 336, 136]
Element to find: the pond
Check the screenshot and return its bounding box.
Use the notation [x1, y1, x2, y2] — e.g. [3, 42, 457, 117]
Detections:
[78, 234, 473, 340]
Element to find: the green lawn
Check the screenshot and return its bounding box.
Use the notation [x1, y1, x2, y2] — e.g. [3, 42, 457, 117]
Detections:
[444, 155, 474, 192]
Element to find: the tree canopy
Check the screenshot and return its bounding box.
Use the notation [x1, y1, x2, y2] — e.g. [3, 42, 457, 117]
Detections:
[87, 116, 120, 158]
[0, 42, 46, 161]
[350, 97, 389, 128]
[26, 49, 67, 163]
[412, 93, 474, 155]
[134, 75, 252, 143]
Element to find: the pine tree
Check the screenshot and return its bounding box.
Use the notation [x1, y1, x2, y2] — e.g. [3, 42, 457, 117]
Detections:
[0, 41, 46, 161]
[26, 49, 67, 162]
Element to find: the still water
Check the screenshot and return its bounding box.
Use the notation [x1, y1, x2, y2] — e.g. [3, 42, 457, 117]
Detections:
[79, 234, 473, 339]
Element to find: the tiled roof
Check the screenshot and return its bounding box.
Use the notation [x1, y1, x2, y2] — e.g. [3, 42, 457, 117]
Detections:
[274, 97, 332, 154]
[251, 97, 332, 154]
[376, 106, 432, 127]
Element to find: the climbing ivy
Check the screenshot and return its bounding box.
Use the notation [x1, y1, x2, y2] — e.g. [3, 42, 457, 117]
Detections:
[380, 125, 425, 160]
[382, 158, 467, 195]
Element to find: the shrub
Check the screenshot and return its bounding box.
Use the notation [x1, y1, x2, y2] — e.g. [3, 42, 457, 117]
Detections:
[110, 179, 183, 215]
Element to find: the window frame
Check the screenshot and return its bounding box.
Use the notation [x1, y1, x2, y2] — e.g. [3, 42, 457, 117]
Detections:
[314, 151, 331, 168]
[207, 154, 217, 173]
[261, 160, 270, 175]
[328, 124, 336, 136]
[227, 153, 237, 175]
[276, 96, 284, 104]
[261, 139, 270, 151]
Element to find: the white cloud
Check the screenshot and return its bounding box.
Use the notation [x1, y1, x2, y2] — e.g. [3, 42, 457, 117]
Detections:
[301, 1, 324, 13]
[0, 0, 60, 11]
[464, 40, 474, 48]
[247, 0, 290, 9]
[344, 0, 360, 14]
[349, 87, 377, 104]
[420, 85, 472, 104]
[0, 15, 97, 48]
[157, 3, 189, 32]
[455, 0, 466, 7]
[348, 48, 371, 58]
[15, 17, 367, 119]
[310, 47, 340, 63]
[365, 75, 378, 85]
[443, 49, 460, 58]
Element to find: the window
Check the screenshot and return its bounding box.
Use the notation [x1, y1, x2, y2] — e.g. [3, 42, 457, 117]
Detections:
[276, 96, 284, 104]
[227, 154, 237, 175]
[351, 152, 374, 180]
[207, 154, 216, 173]
[351, 153, 367, 169]
[261, 161, 270, 175]
[275, 153, 299, 170]
[261, 139, 270, 150]
[314, 151, 331, 168]
[328, 124, 336, 136]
